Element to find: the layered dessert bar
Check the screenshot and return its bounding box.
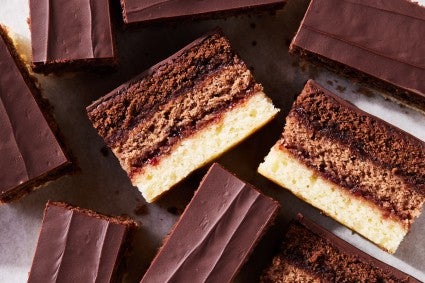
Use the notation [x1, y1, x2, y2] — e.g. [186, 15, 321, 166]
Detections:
[141, 163, 280, 282]
[258, 80, 425, 253]
[87, 30, 279, 202]
[0, 26, 73, 203]
[28, 201, 137, 283]
[29, 0, 116, 74]
[120, 0, 286, 26]
[261, 214, 420, 282]
[290, 0, 425, 113]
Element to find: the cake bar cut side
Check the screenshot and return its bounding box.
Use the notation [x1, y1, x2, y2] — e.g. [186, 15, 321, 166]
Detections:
[0, 26, 73, 203]
[120, 0, 286, 25]
[28, 201, 137, 283]
[141, 163, 280, 283]
[260, 214, 420, 282]
[258, 80, 425, 253]
[29, 0, 116, 74]
[290, 0, 425, 113]
[87, 30, 279, 202]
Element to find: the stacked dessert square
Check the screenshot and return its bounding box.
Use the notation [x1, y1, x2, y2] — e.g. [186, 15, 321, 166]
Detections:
[87, 30, 279, 202]
[0, 0, 423, 281]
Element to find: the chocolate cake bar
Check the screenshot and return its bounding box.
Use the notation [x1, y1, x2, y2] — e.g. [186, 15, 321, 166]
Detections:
[260, 214, 420, 282]
[28, 201, 137, 283]
[120, 0, 286, 25]
[29, 0, 116, 74]
[87, 30, 279, 202]
[258, 80, 425, 253]
[141, 163, 280, 283]
[290, 0, 425, 113]
[0, 26, 72, 203]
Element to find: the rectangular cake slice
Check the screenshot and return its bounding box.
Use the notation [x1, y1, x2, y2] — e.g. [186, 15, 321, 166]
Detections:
[141, 163, 280, 283]
[29, 0, 116, 74]
[290, 0, 425, 113]
[0, 26, 73, 203]
[120, 0, 286, 25]
[258, 80, 425, 253]
[28, 201, 137, 283]
[87, 30, 279, 202]
[260, 214, 420, 282]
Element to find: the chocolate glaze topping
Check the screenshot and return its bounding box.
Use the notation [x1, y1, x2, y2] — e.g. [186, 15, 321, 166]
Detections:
[141, 163, 279, 283]
[0, 27, 69, 200]
[28, 202, 135, 283]
[121, 0, 286, 25]
[29, 0, 115, 72]
[291, 0, 425, 109]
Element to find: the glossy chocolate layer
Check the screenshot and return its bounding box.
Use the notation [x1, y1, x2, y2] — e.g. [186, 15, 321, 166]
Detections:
[261, 214, 420, 282]
[0, 26, 70, 202]
[28, 202, 136, 283]
[141, 163, 279, 283]
[29, 0, 115, 73]
[290, 0, 425, 111]
[121, 0, 286, 24]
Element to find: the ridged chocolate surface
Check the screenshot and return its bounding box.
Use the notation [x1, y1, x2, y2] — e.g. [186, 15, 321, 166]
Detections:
[290, 0, 425, 109]
[140, 163, 279, 283]
[87, 30, 261, 177]
[0, 26, 69, 200]
[28, 202, 132, 283]
[121, 0, 286, 24]
[261, 214, 420, 282]
[280, 80, 425, 224]
[29, 0, 114, 70]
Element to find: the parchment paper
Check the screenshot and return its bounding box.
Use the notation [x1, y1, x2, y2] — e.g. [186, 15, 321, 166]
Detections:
[0, 0, 424, 282]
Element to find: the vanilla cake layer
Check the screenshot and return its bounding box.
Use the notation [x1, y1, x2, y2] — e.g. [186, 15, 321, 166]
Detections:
[258, 80, 425, 253]
[134, 91, 277, 202]
[87, 30, 278, 202]
[259, 147, 406, 253]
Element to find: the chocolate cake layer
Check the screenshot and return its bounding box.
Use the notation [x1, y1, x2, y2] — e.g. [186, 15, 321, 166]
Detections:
[281, 80, 425, 225]
[290, 0, 425, 112]
[0, 26, 72, 203]
[141, 163, 279, 283]
[258, 79, 425, 252]
[260, 214, 420, 282]
[29, 0, 115, 74]
[120, 0, 286, 25]
[28, 201, 137, 283]
[87, 30, 278, 202]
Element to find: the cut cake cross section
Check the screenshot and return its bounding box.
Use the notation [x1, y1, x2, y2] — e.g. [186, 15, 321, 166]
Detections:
[258, 79, 425, 253]
[87, 30, 279, 202]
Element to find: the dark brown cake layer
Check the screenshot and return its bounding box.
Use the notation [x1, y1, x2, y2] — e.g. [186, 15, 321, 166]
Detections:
[290, 0, 425, 112]
[28, 201, 137, 283]
[29, 0, 116, 74]
[280, 80, 425, 224]
[260, 214, 420, 283]
[87, 30, 262, 176]
[120, 0, 286, 25]
[141, 163, 280, 282]
[0, 26, 72, 203]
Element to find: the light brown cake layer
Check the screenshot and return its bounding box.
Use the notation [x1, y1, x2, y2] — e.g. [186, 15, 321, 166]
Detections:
[260, 217, 419, 282]
[280, 80, 425, 224]
[87, 31, 261, 177]
[119, 64, 259, 176]
[282, 110, 424, 225]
